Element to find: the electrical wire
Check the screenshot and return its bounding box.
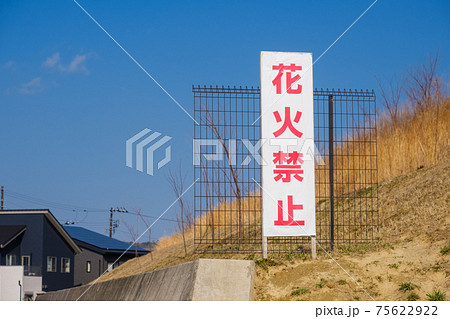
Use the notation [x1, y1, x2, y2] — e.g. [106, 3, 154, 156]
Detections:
[3, 189, 163, 242]
[6, 189, 103, 212]
[4, 189, 178, 223]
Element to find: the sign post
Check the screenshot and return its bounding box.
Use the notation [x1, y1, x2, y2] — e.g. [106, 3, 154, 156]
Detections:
[260, 51, 315, 258]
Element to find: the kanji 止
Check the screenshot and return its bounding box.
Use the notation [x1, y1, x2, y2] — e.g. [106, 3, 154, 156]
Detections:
[273, 151, 304, 182]
[273, 107, 303, 138]
[272, 63, 302, 94]
[274, 195, 304, 226]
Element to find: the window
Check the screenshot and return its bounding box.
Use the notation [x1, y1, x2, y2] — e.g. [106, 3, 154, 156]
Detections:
[107, 262, 117, 271]
[22, 255, 31, 266]
[61, 258, 70, 273]
[86, 261, 91, 273]
[47, 256, 57, 272]
[22, 255, 31, 273]
[6, 254, 17, 266]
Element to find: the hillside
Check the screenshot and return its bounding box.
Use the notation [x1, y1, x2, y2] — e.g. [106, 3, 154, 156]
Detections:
[98, 59, 449, 300]
[254, 159, 449, 301]
[98, 159, 449, 300]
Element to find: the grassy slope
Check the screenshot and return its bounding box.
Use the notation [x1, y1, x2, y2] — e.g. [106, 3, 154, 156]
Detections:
[100, 73, 449, 300]
[255, 159, 449, 301]
[98, 159, 449, 301]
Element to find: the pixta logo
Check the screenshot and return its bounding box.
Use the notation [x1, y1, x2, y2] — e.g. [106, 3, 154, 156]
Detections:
[126, 128, 172, 176]
[193, 138, 324, 166]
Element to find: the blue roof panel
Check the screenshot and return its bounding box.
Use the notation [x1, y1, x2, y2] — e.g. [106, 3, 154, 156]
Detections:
[63, 226, 148, 253]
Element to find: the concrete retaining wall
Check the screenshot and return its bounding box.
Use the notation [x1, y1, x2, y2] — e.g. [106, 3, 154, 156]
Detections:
[36, 259, 254, 301]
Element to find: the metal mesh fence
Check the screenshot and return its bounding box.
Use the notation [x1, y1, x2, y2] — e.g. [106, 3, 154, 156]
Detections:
[193, 85, 378, 254]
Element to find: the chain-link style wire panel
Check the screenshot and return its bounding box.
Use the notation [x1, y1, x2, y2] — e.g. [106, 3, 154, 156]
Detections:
[193, 86, 377, 254]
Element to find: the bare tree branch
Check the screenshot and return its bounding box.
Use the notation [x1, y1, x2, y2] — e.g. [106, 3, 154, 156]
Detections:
[167, 164, 191, 256]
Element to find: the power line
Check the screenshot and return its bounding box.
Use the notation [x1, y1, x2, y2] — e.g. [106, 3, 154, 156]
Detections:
[5, 189, 103, 212]
[126, 210, 177, 223]
[3, 189, 179, 223]
[3, 188, 172, 242]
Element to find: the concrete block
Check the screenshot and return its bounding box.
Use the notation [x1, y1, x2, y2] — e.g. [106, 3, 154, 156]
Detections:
[36, 258, 254, 301]
[192, 259, 254, 301]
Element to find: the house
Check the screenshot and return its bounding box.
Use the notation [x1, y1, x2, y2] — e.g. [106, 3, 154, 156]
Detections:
[63, 226, 148, 286]
[0, 209, 81, 299]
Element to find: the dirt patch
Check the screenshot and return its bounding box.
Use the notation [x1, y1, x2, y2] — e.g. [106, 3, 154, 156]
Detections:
[254, 239, 449, 301]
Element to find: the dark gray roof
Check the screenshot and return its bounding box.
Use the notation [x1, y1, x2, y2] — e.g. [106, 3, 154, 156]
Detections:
[0, 225, 26, 248]
[64, 226, 148, 255]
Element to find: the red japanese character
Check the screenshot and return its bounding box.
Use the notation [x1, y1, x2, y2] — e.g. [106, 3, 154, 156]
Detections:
[273, 107, 303, 138]
[273, 151, 304, 182]
[273, 151, 287, 164]
[273, 166, 304, 182]
[287, 151, 304, 165]
[274, 195, 304, 226]
[272, 63, 302, 94]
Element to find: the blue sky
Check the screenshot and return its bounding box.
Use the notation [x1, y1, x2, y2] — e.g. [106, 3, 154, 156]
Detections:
[0, 0, 448, 242]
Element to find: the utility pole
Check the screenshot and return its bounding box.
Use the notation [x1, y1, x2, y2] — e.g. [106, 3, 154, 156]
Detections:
[109, 207, 128, 237]
[109, 208, 114, 237]
[1, 186, 4, 210]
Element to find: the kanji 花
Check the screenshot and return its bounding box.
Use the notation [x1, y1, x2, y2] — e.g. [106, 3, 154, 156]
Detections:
[272, 63, 302, 94]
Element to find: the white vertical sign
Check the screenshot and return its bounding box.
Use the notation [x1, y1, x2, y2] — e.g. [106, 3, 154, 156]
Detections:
[260, 51, 315, 237]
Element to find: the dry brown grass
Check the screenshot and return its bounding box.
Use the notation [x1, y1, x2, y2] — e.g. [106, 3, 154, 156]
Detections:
[99, 60, 450, 291]
[155, 93, 449, 254]
[377, 98, 450, 181]
[157, 194, 261, 250]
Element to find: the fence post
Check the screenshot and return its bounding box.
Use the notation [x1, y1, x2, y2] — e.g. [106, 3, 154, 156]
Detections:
[311, 235, 316, 259]
[262, 235, 268, 258]
[328, 94, 335, 250]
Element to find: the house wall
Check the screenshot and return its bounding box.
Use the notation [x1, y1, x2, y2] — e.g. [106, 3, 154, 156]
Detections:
[72, 243, 147, 286]
[0, 214, 44, 268]
[0, 266, 24, 301]
[73, 247, 105, 286]
[42, 218, 75, 291]
[104, 252, 134, 269]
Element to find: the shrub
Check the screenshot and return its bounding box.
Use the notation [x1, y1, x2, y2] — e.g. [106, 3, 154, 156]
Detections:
[407, 292, 420, 301]
[426, 289, 446, 301]
[300, 288, 310, 294]
[255, 258, 277, 271]
[291, 289, 301, 296]
[316, 278, 328, 288]
[440, 246, 450, 255]
[388, 263, 399, 269]
[399, 282, 419, 293]
[291, 288, 310, 296]
[283, 249, 307, 261]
